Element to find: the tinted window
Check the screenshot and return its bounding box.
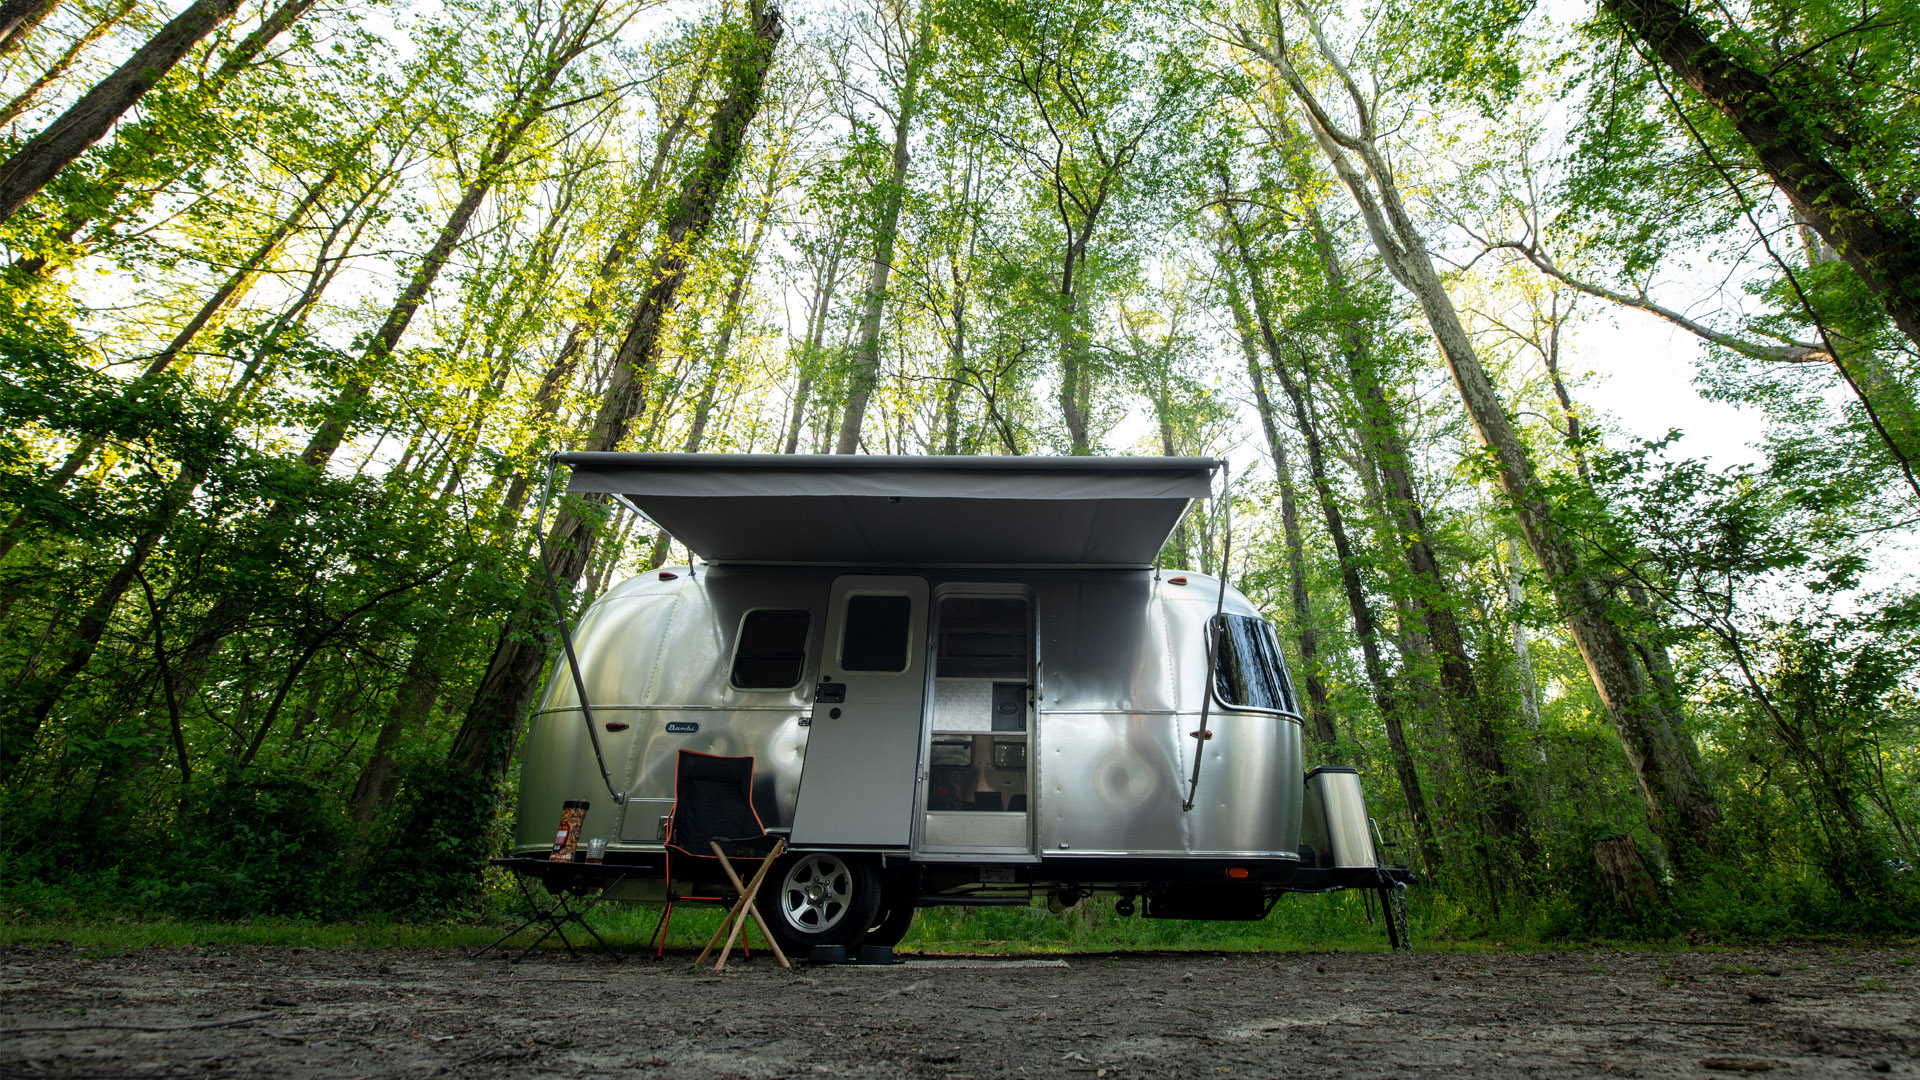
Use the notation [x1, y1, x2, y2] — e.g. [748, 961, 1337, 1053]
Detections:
[841, 594, 911, 671]
[1212, 614, 1296, 713]
[730, 610, 812, 689]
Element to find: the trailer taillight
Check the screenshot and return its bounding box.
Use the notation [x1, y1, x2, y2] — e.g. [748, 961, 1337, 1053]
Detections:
[1227, 867, 1248, 879]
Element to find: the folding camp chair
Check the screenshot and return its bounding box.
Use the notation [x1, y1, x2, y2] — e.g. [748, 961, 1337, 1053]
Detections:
[650, 751, 790, 970]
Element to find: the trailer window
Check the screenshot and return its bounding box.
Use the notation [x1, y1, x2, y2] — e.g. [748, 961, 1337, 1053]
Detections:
[1211, 614, 1296, 713]
[730, 610, 812, 689]
[841, 594, 912, 671]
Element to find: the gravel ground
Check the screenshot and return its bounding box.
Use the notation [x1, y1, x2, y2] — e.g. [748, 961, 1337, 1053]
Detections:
[2, 943, 1917, 1078]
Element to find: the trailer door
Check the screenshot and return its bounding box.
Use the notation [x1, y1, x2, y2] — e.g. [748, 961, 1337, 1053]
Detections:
[917, 589, 1035, 856]
[789, 575, 929, 848]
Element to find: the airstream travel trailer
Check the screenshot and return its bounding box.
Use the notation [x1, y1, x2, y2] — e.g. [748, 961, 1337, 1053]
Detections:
[511, 453, 1414, 954]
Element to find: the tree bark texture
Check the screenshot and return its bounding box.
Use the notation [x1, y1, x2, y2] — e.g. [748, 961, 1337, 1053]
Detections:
[0, 0, 245, 224]
[835, 9, 927, 454]
[0, 0, 60, 56]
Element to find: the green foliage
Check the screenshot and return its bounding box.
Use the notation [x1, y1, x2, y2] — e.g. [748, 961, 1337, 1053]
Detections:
[0, 769, 350, 921]
[1533, 824, 1678, 941]
[361, 761, 511, 918]
[168, 770, 354, 919]
[1374, 0, 1536, 114]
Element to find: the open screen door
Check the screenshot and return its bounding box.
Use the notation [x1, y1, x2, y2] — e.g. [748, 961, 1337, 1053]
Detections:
[918, 589, 1035, 855]
[789, 575, 929, 848]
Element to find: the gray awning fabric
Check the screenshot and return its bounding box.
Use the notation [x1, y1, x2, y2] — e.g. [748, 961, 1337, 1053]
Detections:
[557, 453, 1220, 568]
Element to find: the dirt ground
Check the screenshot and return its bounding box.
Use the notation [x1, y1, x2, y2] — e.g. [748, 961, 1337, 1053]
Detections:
[3, 941, 1917, 1078]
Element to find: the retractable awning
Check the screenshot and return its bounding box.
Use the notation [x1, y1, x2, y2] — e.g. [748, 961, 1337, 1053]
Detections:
[557, 452, 1221, 568]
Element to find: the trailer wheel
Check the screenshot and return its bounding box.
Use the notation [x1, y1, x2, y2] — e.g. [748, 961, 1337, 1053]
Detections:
[1382, 884, 1411, 953]
[865, 886, 916, 947]
[758, 852, 880, 954]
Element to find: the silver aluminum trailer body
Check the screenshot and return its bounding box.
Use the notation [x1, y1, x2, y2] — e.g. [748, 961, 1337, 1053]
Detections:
[509, 453, 1411, 951]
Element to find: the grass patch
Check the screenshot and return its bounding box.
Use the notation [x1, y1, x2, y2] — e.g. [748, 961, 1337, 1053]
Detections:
[0, 890, 1417, 955]
[7, 887, 1910, 956]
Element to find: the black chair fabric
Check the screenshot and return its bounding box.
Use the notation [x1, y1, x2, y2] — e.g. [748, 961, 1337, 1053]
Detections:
[666, 751, 773, 861]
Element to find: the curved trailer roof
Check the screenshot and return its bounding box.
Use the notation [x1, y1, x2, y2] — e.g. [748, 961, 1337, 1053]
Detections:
[556, 452, 1222, 569]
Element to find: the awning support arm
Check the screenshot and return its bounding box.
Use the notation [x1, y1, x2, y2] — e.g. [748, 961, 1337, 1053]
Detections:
[1183, 461, 1232, 812]
[535, 453, 624, 805]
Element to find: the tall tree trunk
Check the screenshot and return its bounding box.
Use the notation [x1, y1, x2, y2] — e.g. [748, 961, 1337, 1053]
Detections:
[1294, 206, 1536, 862]
[783, 238, 843, 456]
[1057, 246, 1094, 454]
[835, 6, 929, 453]
[447, 0, 784, 783]
[0, 0, 245, 224]
[299, 2, 619, 470]
[1148, 378, 1192, 569]
[0, 0, 60, 56]
[1238, 316, 1338, 754]
[1272, 343, 1440, 874]
[1244, 21, 1722, 861]
[0, 0, 133, 129]
[1223, 240, 1440, 872]
[1503, 539, 1545, 755]
[1603, 0, 1920, 354]
[11, 0, 320, 279]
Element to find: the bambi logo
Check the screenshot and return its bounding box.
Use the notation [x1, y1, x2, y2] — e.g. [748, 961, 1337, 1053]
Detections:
[664, 721, 699, 734]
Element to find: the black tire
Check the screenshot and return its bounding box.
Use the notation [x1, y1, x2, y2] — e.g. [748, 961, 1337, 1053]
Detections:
[864, 881, 917, 947]
[756, 851, 880, 954]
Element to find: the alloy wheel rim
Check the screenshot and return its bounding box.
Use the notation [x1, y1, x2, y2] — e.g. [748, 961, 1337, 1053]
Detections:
[779, 854, 853, 933]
